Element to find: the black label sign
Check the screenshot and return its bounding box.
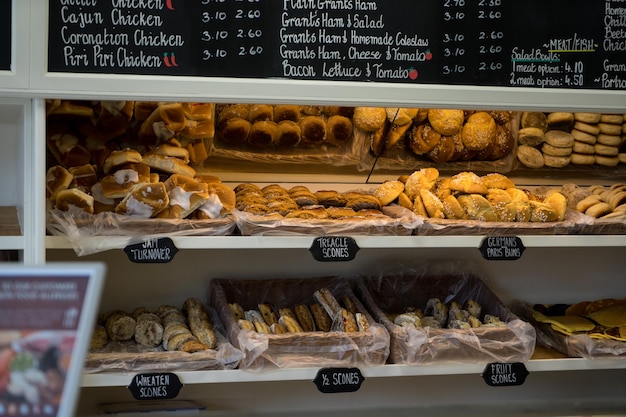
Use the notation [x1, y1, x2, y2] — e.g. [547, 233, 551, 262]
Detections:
[313, 367, 364, 394]
[309, 236, 359, 262]
[479, 236, 525, 261]
[47, 0, 625, 90]
[482, 362, 529, 387]
[0, 0, 11, 71]
[128, 372, 183, 400]
[124, 238, 179, 263]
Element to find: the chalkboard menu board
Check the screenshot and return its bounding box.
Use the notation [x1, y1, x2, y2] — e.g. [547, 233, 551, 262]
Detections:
[0, 0, 11, 71]
[48, 0, 626, 90]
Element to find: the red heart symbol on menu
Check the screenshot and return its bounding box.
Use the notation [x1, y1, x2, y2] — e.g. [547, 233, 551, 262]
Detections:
[166, 0, 175, 10]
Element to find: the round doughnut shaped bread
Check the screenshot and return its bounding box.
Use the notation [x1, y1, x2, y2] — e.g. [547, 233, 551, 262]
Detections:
[574, 121, 600, 136]
[427, 109, 465, 135]
[574, 112, 601, 124]
[543, 154, 571, 168]
[518, 127, 545, 147]
[571, 129, 597, 144]
[598, 122, 622, 136]
[521, 112, 548, 131]
[600, 114, 624, 124]
[545, 130, 574, 148]
[594, 143, 619, 156]
[596, 134, 622, 146]
[543, 143, 572, 157]
[426, 134, 456, 162]
[353, 107, 387, 132]
[547, 112, 574, 131]
[573, 141, 595, 154]
[517, 145, 544, 168]
[409, 123, 441, 155]
[462, 112, 497, 151]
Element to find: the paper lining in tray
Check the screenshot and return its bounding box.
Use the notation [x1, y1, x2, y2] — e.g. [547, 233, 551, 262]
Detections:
[84, 307, 244, 373]
[415, 209, 589, 236]
[232, 205, 422, 236]
[355, 267, 536, 365]
[211, 276, 390, 370]
[46, 208, 236, 255]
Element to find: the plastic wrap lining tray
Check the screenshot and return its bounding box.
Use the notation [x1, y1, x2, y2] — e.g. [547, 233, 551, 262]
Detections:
[356, 272, 536, 365]
[211, 276, 390, 370]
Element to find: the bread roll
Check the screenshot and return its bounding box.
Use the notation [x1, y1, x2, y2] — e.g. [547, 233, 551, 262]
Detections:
[217, 117, 251, 146]
[461, 112, 496, 151]
[325, 115, 353, 146]
[353, 107, 386, 132]
[273, 104, 301, 122]
[299, 116, 326, 145]
[55, 188, 94, 214]
[247, 120, 279, 147]
[275, 120, 301, 147]
[427, 109, 464, 135]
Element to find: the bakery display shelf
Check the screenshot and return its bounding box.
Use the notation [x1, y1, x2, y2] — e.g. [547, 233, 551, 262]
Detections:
[45, 234, 626, 251]
[80, 357, 626, 388]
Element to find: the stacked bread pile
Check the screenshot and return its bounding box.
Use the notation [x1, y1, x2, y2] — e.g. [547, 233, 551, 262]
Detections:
[532, 298, 626, 341]
[560, 183, 626, 219]
[229, 287, 369, 334]
[385, 168, 567, 222]
[234, 183, 390, 220]
[91, 298, 217, 352]
[215, 104, 354, 148]
[516, 112, 626, 168]
[357, 107, 515, 162]
[46, 100, 235, 220]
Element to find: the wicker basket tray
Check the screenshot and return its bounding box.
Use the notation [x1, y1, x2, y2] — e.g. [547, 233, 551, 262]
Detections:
[211, 276, 390, 370]
[84, 307, 244, 373]
[355, 269, 535, 365]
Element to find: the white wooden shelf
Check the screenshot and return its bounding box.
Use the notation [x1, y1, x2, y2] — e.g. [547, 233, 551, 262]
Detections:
[80, 357, 626, 388]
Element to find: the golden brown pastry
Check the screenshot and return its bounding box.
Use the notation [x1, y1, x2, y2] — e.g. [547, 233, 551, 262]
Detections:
[427, 109, 464, 135]
[115, 182, 169, 217]
[325, 115, 353, 146]
[217, 117, 251, 146]
[55, 188, 95, 214]
[217, 104, 251, 126]
[461, 112, 496, 151]
[248, 104, 274, 123]
[247, 120, 279, 147]
[353, 107, 387, 132]
[276, 120, 301, 147]
[310, 303, 332, 332]
[408, 123, 440, 155]
[299, 116, 327, 145]
[273, 104, 301, 122]
[426, 134, 455, 162]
